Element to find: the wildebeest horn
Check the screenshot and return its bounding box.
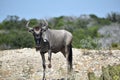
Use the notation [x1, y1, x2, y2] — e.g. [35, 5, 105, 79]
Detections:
[41, 19, 48, 30]
[43, 19, 48, 27]
[26, 21, 32, 30]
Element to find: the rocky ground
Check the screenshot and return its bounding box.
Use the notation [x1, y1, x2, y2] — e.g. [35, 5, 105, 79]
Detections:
[0, 48, 120, 80]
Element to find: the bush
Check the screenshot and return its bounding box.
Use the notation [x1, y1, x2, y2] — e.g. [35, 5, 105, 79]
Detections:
[72, 28, 100, 49]
[87, 26, 100, 38]
[0, 15, 119, 49]
[111, 43, 120, 49]
[0, 30, 35, 50]
[88, 65, 120, 80]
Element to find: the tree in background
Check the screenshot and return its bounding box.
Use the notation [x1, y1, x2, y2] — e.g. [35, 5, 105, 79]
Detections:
[0, 12, 120, 50]
[107, 12, 120, 23]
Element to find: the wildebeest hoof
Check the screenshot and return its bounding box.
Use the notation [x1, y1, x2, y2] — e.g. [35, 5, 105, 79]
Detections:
[48, 64, 52, 68]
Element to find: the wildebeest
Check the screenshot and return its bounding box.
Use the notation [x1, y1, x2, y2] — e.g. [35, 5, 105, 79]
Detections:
[25, 19, 73, 80]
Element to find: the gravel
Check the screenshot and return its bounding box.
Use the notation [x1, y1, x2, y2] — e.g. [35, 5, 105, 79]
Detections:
[0, 48, 120, 80]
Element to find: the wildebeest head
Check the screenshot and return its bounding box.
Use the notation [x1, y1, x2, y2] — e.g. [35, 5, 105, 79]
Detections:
[26, 20, 48, 49]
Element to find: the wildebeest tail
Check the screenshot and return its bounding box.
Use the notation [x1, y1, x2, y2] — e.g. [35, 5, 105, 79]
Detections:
[68, 44, 73, 70]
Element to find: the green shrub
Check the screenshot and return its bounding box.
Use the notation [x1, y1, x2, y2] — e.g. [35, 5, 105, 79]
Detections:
[87, 26, 100, 38]
[88, 65, 120, 80]
[111, 43, 120, 49]
[72, 26, 100, 49]
[0, 15, 118, 49]
[0, 30, 35, 49]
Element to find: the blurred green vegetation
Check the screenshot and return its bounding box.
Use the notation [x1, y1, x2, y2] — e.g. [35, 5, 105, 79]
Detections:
[0, 30, 35, 49]
[111, 43, 120, 49]
[88, 65, 120, 80]
[0, 12, 120, 50]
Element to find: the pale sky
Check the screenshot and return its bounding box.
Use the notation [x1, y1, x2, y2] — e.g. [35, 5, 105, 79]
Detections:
[0, 0, 120, 22]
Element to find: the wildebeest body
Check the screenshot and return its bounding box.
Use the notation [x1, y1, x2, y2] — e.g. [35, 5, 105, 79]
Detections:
[25, 20, 73, 80]
[42, 29, 72, 53]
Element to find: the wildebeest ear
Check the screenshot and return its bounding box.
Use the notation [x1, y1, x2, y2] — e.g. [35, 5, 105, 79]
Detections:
[28, 29, 34, 33]
[42, 26, 48, 31]
[41, 19, 48, 31]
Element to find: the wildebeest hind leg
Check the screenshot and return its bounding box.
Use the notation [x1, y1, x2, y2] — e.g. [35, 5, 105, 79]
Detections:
[65, 46, 71, 74]
[64, 45, 73, 80]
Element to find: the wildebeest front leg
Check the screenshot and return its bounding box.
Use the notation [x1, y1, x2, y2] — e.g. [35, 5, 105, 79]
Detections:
[40, 53, 46, 80]
[48, 50, 52, 68]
